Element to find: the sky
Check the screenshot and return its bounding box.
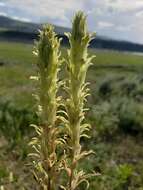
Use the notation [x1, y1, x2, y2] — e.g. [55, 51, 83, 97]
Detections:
[0, 0, 143, 44]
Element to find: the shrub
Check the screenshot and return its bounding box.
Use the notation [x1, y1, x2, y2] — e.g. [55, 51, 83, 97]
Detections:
[117, 98, 143, 134]
[91, 102, 119, 137]
[0, 101, 37, 147]
[98, 80, 112, 98]
[112, 164, 133, 190]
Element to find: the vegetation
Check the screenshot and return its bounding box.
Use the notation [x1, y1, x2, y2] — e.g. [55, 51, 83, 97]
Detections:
[0, 18, 143, 190]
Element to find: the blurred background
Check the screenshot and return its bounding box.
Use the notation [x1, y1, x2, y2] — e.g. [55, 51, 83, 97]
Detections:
[0, 1, 143, 189]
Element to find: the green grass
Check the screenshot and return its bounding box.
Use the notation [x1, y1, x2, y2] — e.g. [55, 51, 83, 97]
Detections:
[93, 49, 143, 66]
[0, 41, 143, 65]
[0, 42, 34, 64]
[0, 42, 35, 106]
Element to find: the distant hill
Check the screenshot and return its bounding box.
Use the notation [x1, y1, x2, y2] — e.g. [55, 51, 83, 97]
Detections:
[0, 16, 70, 34]
[0, 16, 143, 53]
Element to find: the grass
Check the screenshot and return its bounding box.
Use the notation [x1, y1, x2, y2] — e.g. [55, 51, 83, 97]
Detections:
[0, 42, 34, 64]
[0, 41, 143, 189]
[94, 49, 143, 66]
[0, 41, 142, 103]
[0, 41, 143, 65]
[0, 42, 35, 106]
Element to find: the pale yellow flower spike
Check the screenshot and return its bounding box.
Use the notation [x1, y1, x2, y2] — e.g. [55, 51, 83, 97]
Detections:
[64, 11, 97, 190]
[29, 25, 63, 190]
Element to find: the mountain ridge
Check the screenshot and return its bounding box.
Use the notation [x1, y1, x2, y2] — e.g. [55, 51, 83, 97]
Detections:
[0, 16, 143, 53]
[0, 15, 71, 34]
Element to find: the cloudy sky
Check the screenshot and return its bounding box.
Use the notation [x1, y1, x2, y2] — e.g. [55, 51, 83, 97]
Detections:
[0, 0, 143, 44]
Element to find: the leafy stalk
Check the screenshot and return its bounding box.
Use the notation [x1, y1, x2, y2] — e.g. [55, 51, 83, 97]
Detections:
[63, 11, 96, 190]
[29, 25, 63, 190]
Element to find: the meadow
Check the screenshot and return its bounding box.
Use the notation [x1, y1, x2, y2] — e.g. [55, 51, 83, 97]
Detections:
[0, 41, 143, 189]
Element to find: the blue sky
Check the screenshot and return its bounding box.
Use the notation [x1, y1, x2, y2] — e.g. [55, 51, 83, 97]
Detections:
[0, 0, 143, 44]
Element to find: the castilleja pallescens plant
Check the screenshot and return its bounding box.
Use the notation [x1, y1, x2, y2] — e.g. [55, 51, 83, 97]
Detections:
[29, 25, 64, 190]
[61, 11, 97, 190]
[29, 11, 97, 190]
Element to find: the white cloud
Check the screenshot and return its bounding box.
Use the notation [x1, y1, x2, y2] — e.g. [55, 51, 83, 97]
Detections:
[136, 10, 143, 18]
[101, 0, 143, 12]
[98, 21, 114, 28]
[11, 16, 31, 22]
[0, 2, 5, 7]
[118, 1, 142, 11]
[0, 12, 7, 17]
[115, 25, 134, 32]
[6, 0, 85, 25]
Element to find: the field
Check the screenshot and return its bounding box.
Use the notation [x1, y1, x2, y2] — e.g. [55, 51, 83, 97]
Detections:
[0, 41, 143, 189]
